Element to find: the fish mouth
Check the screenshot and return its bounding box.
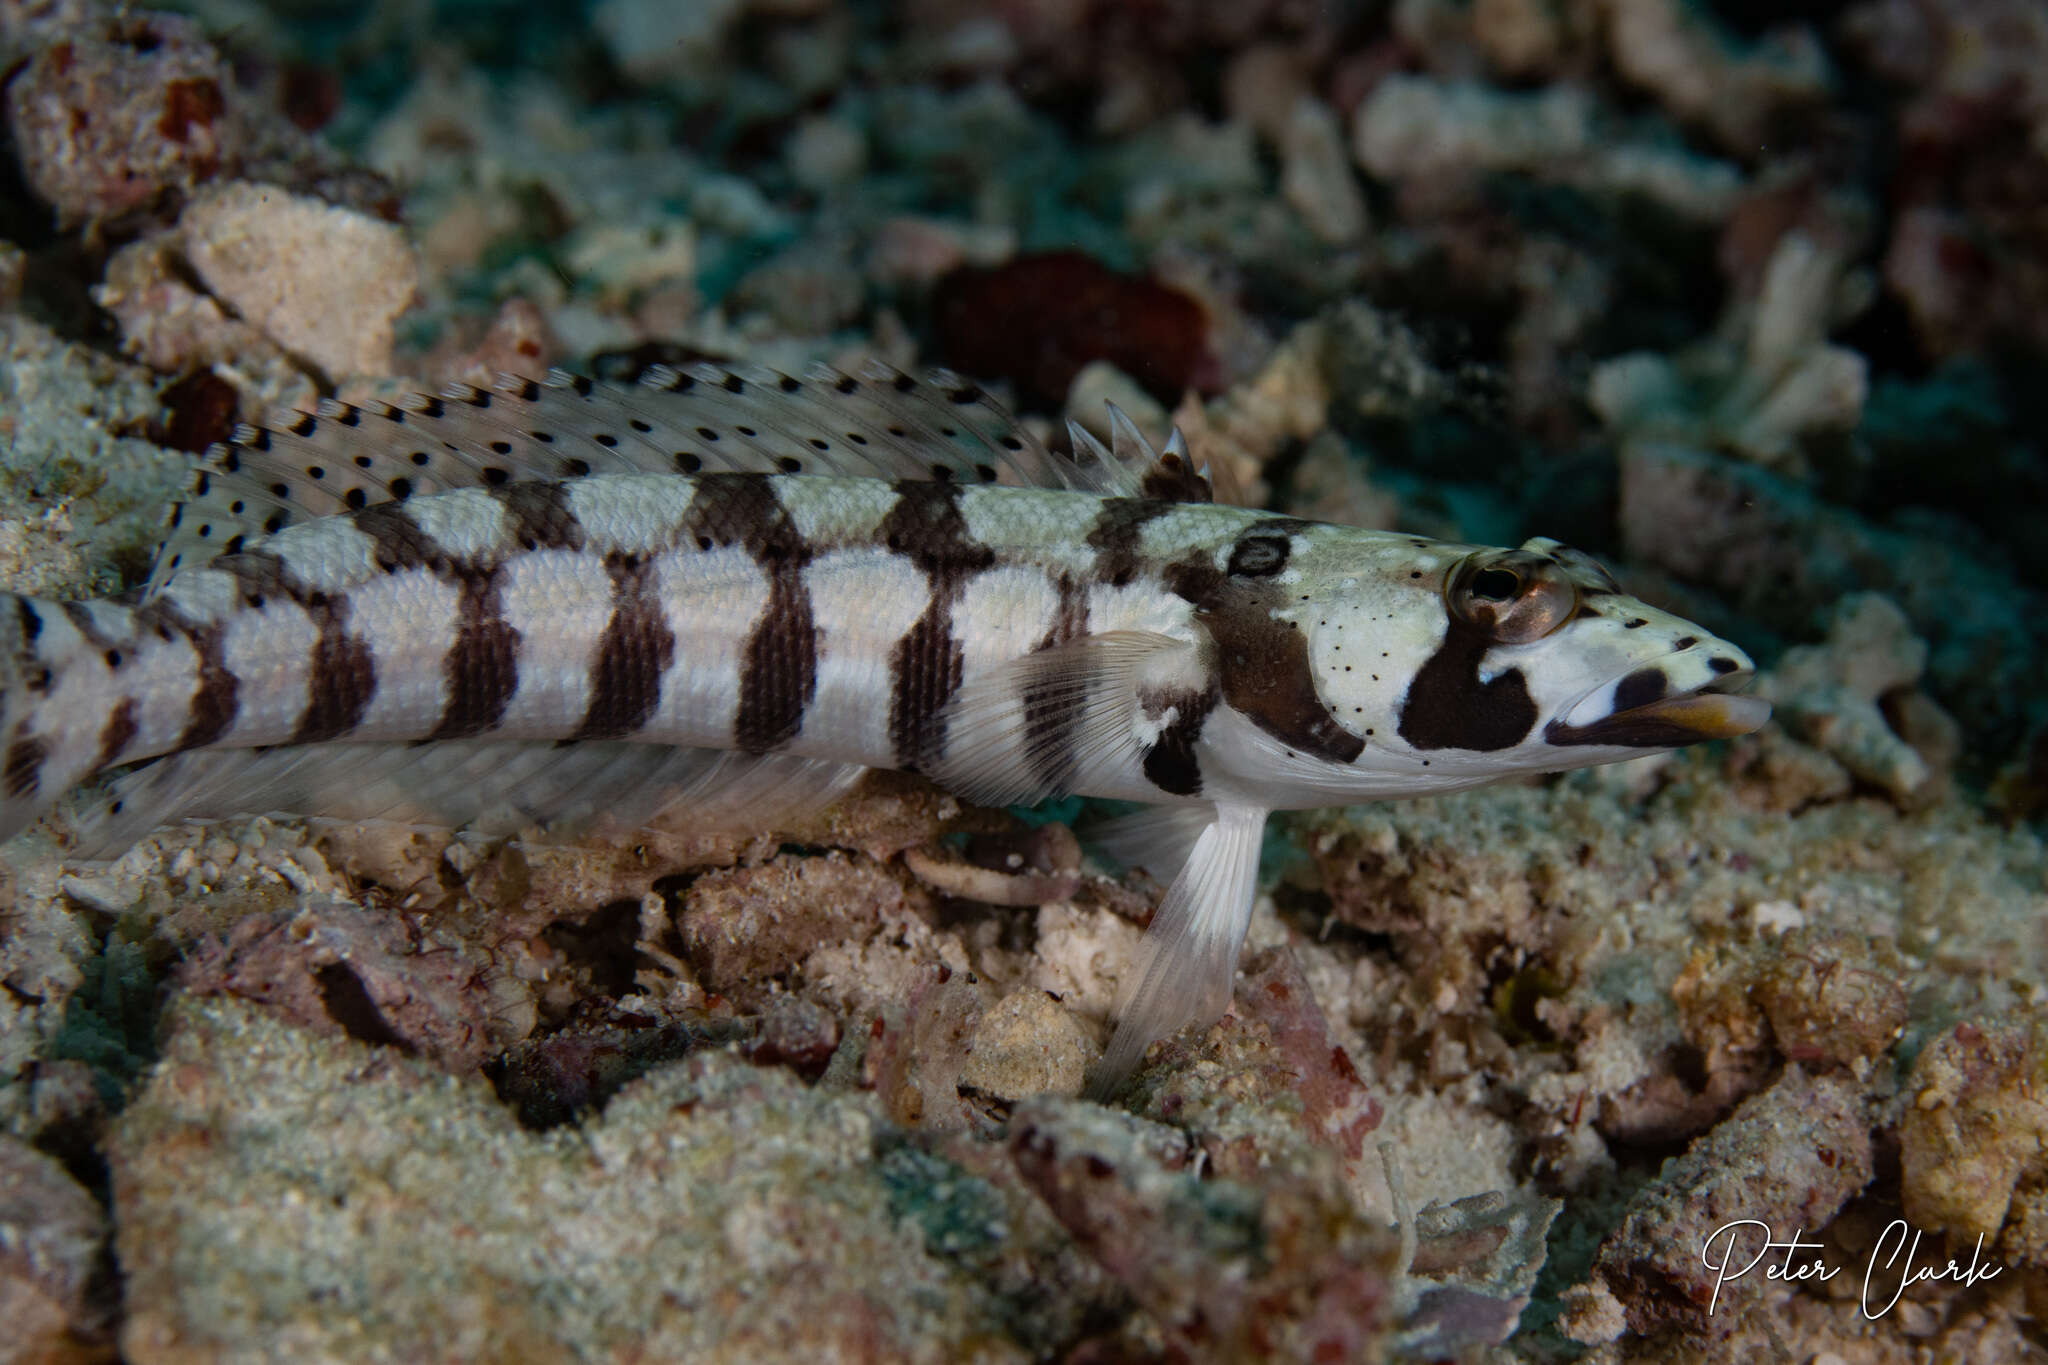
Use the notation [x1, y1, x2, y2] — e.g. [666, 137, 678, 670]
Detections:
[1546, 671, 1771, 748]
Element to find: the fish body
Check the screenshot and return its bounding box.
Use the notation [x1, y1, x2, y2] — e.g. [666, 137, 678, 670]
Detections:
[0, 365, 1768, 1088]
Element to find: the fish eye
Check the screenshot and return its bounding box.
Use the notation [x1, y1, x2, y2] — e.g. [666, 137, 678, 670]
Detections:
[1447, 552, 1577, 644]
[1470, 568, 1520, 601]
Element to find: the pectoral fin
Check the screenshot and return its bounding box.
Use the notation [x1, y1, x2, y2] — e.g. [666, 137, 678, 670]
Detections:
[927, 631, 1208, 809]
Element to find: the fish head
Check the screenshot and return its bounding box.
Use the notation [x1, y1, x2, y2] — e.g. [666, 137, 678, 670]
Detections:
[1211, 529, 1769, 802]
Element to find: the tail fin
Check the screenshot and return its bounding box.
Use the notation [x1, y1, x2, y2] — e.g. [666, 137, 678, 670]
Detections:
[0, 593, 58, 844]
[0, 592, 132, 846]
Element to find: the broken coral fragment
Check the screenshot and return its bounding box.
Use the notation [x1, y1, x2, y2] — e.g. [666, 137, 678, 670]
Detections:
[1900, 1020, 2048, 1242]
[178, 900, 536, 1070]
[99, 181, 419, 382]
[1009, 1097, 1397, 1361]
[1591, 232, 1868, 472]
[177, 182, 419, 379]
[1758, 592, 1941, 800]
[5, 10, 240, 225]
[1601, 0, 1832, 152]
[675, 851, 919, 1007]
[1588, 1065, 1871, 1334]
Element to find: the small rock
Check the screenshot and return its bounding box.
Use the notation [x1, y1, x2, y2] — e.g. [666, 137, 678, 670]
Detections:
[1555, 1279, 1628, 1346]
[1474, 0, 1564, 77]
[1283, 429, 1399, 530]
[784, 114, 867, 193]
[676, 851, 911, 1006]
[591, 0, 745, 85]
[744, 995, 841, 1078]
[958, 991, 1092, 1100]
[1900, 1020, 2048, 1241]
[1280, 95, 1367, 244]
[727, 241, 865, 335]
[424, 296, 557, 389]
[1353, 75, 1590, 181]
[0, 1133, 111, 1363]
[865, 972, 985, 1130]
[559, 217, 697, 307]
[1220, 43, 1310, 144]
[178, 900, 534, 1071]
[1010, 1097, 1398, 1361]
[866, 216, 1015, 290]
[5, 11, 239, 225]
[164, 181, 419, 379]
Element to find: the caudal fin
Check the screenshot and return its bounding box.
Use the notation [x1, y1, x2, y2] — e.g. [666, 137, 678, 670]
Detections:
[0, 594, 61, 845]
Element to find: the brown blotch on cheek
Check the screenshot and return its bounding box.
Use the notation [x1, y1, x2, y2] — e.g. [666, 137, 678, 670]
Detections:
[1395, 616, 1537, 753]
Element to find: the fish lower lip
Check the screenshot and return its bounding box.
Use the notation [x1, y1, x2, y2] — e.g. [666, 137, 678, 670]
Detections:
[1547, 690, 1772, 748]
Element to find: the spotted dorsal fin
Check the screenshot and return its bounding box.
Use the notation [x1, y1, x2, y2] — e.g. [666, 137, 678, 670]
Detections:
[143, 364, 1206, 598]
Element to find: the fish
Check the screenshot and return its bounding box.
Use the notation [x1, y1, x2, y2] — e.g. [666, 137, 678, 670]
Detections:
[0, 361, 1770, 1092]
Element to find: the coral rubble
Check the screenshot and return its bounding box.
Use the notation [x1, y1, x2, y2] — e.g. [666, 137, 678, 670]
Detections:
[2, 0, 2046, 1359]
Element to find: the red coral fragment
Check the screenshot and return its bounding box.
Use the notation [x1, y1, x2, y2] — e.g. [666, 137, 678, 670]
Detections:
[156, 369, 239, 453]
[156, 76, 222, 142]
[278, 63, 341, 133]
[931, 249, 1214, 409]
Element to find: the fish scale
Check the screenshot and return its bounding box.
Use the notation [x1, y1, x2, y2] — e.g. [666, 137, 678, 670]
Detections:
[0, 364, 1770, 1093]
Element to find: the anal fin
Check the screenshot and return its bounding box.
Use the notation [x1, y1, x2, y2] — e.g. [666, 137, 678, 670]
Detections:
[1087, 801, 1269, 1097]
[71, 741, 867, 859]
